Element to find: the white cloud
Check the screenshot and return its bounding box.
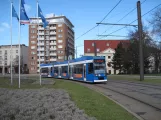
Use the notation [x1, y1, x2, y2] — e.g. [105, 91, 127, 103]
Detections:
[46, 13, 55, 18]
[24, 4, 31, 12]
[1, 22, 9, 28]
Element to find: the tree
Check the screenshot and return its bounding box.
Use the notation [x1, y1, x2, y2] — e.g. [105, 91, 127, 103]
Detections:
[150, 8, 161, 38]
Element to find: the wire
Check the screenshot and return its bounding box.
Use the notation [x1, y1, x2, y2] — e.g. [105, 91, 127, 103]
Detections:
[98, 0, 147, 39]
[76, 0, 123, 40]
[99, 0, 123, 23]
[99, 1, 161, 39]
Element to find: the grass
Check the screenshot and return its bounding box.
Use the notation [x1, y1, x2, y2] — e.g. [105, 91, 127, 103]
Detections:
[0, 77, 54, 89]
[108, 75, 161, 84]
[54, 79, 138, 120]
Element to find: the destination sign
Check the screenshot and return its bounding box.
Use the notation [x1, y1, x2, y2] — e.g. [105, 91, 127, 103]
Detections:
[94, 59, 105, 63]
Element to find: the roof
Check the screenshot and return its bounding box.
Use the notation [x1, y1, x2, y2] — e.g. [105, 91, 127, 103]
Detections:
[84, 40, 129, 53]
[0, 44, 28, 47]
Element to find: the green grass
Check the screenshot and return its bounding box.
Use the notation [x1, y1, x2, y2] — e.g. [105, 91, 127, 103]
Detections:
[0, 77, 54, 89]
[108, 75, 161, 84]
[54, 79, 138, 120]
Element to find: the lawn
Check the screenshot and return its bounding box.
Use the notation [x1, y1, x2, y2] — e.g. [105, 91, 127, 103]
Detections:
[54, 79, 138, 120]
[108, 75, 161, 84]
[0, 77, 54, 89]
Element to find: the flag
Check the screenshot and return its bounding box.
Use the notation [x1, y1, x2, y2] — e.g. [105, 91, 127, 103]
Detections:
[12, 4, 19, 21]
[20, 0, 30, 24]
[38, 4, 48, 28]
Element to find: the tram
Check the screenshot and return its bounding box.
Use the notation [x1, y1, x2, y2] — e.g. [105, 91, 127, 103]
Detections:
[40, 56, 107, 83]
[40, 64, 54, 77]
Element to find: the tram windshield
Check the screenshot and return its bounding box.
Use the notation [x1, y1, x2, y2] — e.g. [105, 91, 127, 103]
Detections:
[94, 59, 106, 74]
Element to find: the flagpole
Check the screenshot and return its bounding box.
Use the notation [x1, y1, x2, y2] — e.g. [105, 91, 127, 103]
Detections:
[10, 1, 13, 85]
[18, 0, 21, 88]
[37, 0, 41, 85]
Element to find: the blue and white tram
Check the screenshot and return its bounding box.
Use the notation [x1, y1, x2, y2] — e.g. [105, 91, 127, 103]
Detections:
[40, 64, 54, 77]
[53, 56, 107, 83]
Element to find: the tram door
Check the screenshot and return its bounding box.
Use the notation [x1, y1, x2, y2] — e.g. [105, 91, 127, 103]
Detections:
[58, 66, 62, 78]
[83, 64, 86, 81]
[69, 66, 73, 79]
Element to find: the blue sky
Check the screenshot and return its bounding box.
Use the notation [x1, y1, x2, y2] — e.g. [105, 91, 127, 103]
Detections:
[0, 0, 160, 56]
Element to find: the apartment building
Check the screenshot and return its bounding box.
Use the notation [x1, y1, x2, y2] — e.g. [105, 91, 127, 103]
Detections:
[84, 40, 129, 74]
[29, 14, 74, 74]
[0, 44, 28, 74]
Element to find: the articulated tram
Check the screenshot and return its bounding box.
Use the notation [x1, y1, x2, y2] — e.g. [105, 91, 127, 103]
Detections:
[40, 56, 107, 83]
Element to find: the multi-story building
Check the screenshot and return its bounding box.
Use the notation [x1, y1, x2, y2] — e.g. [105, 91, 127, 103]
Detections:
[28, 14, 75, 74]
[84, 40, 129, 74]
[0, 44, 28, 74]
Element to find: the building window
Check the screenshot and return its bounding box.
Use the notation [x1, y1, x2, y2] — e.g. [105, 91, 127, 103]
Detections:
[58, 24, 62, 27]
[87, 48, 90, 52]
[0, 61, 2, 64]
[58, 56, 63, 59]
[31, 25, 36, 28]
[31, 30, 36, 33]
[92, 43, 94, 46]
[107, 62, 111, 67]
[107, 43, 109, 46]
[31, 57, 35, 60]
[31, 41, 36, 44]
[57, 50, 63, 54]
[31, 46, 36, 49]
[58, 45, 63, 48]
[16, 50, 18, 53]
[58, 34, 62, 38]
[58, 40, 63, 43]
[58, 29, 63, 32]
[31, 51, 36, 54]
[31, 36, 36, 39]
[108, 56, 111, 59]
[97, 48, 100, 52]
[0, 51, 2, 54]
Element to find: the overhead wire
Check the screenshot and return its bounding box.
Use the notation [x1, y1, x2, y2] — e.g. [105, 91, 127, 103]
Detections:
[97, 0, 147, 39]
[75, 0, 123, 40]
[99, 1, 161, 39]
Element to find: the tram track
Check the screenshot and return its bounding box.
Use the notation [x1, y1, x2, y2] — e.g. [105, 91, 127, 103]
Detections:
[108, 80, 161, 90]
[94, 84, 161, 112]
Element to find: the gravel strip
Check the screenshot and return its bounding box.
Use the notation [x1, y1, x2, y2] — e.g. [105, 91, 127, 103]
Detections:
[0, 88, 96, 120]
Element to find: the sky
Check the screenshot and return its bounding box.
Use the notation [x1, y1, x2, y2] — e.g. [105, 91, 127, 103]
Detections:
[0, 0, 160, 57]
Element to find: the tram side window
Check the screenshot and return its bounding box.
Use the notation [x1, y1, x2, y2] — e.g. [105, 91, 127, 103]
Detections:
[74, 64, 83, 74]
[54, 67, 58, 73]
[62, 66, 67, 73]
[88, 63, 93, 74]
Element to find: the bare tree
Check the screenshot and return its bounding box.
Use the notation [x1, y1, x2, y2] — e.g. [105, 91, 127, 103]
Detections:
[150, 8, 161, 38]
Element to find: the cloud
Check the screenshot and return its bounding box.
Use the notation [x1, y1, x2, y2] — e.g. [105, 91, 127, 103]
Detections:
[24, 4, 31, 12]
[1, 22, 9, 28]
[46, 13, 55, 18]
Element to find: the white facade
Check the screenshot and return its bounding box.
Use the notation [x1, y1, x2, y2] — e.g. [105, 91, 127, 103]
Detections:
[0, 44, 28, 74]
[84, 48, 119, 74]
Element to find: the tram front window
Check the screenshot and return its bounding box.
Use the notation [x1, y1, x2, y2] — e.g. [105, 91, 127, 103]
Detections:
[94, 59, 106, 74]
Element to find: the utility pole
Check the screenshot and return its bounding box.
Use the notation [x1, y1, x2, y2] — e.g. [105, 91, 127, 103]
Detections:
[137, 1, 144, 81]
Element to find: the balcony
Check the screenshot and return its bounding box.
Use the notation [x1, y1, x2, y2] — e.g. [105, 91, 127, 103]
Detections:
[50, 27, 56, 29]
[50, 47, 56, 50]
[50, 32, 56, 35]
[50, 53, 57, 56]
[38, 37, 44, 40]
[50, 42, 56, 45]
[38, 32, 44, 35]
[38, 43, 44, 46]
[37, 53, 44, 56]
[38, 48, 44, 51]
[50, 37, 56, 40]
[37, 59, 44, 62]
[50, 58, 57, 61]
[38, 27, 44, 30]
